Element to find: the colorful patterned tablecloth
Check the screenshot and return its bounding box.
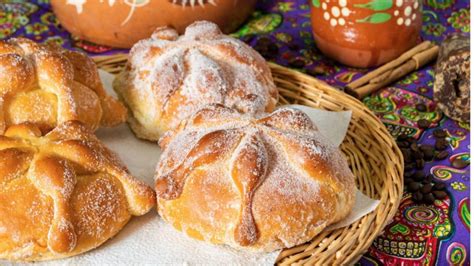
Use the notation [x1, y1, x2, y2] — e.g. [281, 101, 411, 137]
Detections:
[1, 0, 470, 265]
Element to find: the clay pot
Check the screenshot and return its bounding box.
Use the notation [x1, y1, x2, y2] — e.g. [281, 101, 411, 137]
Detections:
[51, 0, 257, 48]
[310, 0, 422, 68]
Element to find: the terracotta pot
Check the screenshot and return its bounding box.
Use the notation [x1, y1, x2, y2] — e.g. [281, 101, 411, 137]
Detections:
[51, 0, 257, 48]
[310, 0, 422, 68]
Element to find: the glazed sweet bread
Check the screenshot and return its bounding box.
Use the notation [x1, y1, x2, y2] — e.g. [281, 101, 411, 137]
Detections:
[155, 104, 356, 252]
[114, 21, 278, 141]
[0, 38, 127, 134]
[0, 121, 155, 262]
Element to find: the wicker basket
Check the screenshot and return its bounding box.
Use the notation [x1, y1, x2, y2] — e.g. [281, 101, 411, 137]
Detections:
[93, 55, 404, 265]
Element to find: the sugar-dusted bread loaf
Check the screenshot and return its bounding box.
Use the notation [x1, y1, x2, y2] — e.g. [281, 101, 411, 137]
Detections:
[155, 104, 356, 252]
[114, 21, 278, 141]
[0, 38, 127, 134]
[0, 121, 155, 262]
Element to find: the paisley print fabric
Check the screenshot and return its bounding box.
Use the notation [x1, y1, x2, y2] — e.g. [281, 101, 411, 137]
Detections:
[0, 0, 469, 265]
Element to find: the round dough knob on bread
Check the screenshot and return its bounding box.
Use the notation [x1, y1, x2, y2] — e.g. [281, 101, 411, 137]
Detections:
[155, 104, 356, 252]
[113, 21, 278, 141]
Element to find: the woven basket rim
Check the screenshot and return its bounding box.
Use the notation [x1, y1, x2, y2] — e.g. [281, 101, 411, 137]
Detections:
[92, 55, 404, 265]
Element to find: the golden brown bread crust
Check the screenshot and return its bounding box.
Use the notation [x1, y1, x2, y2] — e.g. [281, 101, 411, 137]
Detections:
[114, 21, 278, 141]
[0, 121, 156, 262]
[0, 38, 127, 135]
[155, 104, 356, 252]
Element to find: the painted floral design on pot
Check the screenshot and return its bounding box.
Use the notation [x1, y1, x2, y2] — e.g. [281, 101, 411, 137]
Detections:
[66, 0, 219, 26]
[169, 0, 217, 7]
[310, 0, 423, 68]
[52, 0, 256, 48]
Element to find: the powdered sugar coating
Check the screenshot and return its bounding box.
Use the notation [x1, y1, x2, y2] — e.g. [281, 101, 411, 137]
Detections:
[114, 21, 278, 140]
[156, 104, 356, 251]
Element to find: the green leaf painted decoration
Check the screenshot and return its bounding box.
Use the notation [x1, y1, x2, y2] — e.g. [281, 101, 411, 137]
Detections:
[354, 0, 393, 11]
[356, 12, 392, 23]
[312, 0, 320, 8]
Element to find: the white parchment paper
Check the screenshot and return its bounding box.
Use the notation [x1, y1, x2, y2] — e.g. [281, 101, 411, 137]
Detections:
[3, 71, 380, 265]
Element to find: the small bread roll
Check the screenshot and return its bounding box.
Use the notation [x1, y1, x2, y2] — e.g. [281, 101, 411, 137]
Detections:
[0, 121, 155, 262]
[0, 38, 127, 134]
[114, 21, 278, 141]
[155, 104, 356, 252]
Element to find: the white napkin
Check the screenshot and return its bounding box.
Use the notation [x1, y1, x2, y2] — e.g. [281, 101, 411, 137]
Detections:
[3, 71, 379, 265]
[283, 104, 352, 147]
